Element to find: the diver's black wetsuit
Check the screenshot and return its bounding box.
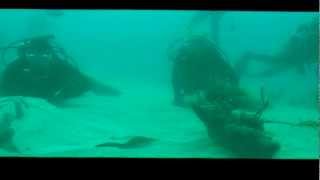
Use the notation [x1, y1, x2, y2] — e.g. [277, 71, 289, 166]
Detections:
[171, 37, 238, 106]
[234, 18, 318, 77]
[0, 56, 92, 103]
[0, 35, 120, 104]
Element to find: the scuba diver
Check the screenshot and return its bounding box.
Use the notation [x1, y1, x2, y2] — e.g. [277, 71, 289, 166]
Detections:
[234, 17, 318, 78]
[0, 35, 121, 105]
[170, 35, 238, 107]
[169, 11, 232, 107]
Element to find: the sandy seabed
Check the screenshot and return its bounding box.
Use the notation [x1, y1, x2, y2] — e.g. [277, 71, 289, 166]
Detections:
[0, 80, 318, 159]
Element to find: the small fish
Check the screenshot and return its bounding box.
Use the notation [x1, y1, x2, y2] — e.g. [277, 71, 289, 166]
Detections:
[96, 136, 157, 149]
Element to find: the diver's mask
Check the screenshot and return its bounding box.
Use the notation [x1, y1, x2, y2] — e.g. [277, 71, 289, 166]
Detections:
[17, 38, 54, 63]
[25, 52, 53, 62]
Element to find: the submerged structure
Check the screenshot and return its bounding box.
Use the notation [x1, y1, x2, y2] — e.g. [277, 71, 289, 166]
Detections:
[171, 35, 280, 158]
[191, 87, 280, 158]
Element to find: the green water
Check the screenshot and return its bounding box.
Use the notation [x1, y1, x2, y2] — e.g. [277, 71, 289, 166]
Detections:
[0, 10, 317, 159]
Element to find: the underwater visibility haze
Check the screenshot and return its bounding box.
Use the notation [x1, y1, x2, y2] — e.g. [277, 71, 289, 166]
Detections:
[0, 10, 317, 158]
